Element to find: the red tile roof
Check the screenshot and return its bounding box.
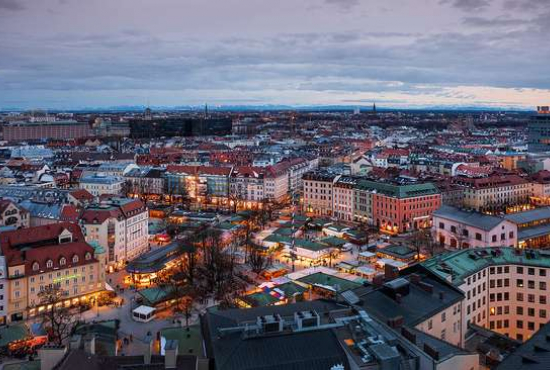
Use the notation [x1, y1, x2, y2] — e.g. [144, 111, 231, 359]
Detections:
[69, 189, 94, 201]
[0, 223, 96, 273]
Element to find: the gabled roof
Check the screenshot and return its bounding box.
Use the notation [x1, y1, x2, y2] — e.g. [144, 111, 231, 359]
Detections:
[433, 205, 506, 231]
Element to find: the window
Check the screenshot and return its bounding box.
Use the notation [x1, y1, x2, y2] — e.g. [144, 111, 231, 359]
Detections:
[517, 320, 523, 329]
[541, 282, 547, 291]
[528, 308, 535, 317]
[528, 280, 535, 289]
[528, 322, 535, 331]
[46, 259, 53, 268]
[541, 296, 547, 304]
[72, 255, 79, 263]
[540, 269, 547, 277]
[492, 235, 497, 242]
[32, 262, 39, 271]
[517, 267, 524, 274]
[517, 279, 524, 288]
[428, 320, 433, 330]
[504, 266, 509, 273]
[59, 257, 66, 266]
[441, 329, 446, 340]
[528, 294, 535, 303]
[85, 252, 92, 260]
[439, 222, 445, 229]
[476, 233, 482, 241]
[517, 307, 524, 315]
[541, 310, 547, 319]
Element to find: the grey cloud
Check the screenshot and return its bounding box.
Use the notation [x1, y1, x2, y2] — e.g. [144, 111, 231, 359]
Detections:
[462, 16, 527, 27]
[0, 0, 25, 11]
[503, 0, 550, 11]
[324, 0, 360, 9]
[441, 0, 492, 11]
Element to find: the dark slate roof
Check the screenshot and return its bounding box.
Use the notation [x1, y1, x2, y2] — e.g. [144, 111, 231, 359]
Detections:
[55, 350, 197, 370]
[504, 207, 550, 225]
[355, 274, 463, 327]
[407, 327, 469, 360]
[202, 300, 350, 370]
[496, 322, 550, 370]
[433, 205, 504, 231]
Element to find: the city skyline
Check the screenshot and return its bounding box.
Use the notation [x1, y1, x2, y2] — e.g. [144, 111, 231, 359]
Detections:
[1, 0, 549, 109]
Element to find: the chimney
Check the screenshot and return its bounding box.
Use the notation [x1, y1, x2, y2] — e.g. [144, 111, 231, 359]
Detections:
[401, 327, 416, 344]
[418, 281, 434, 294]
[38, 345, 67, 370]
[410, 273, 421, 285]
[384, 264, 399, 280]
[84, 334, 96, 355]
[424, 343, 440, 360]
[373, 274, 385, 287]
[164, 339, 179, 369]
[387, 316, 404, 329]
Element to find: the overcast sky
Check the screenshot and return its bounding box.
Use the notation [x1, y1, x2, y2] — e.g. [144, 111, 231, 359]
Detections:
[0, 0, 548, 109]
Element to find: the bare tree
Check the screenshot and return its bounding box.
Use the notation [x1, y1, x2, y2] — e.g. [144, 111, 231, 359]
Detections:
[248, 244, 272, 274]
[38, 285, 78, 346]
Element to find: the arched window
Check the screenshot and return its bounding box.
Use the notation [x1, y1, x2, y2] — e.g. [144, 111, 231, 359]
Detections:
[59, 257, 66, 266]
[85, 252, 92, 260]
[46, 259, 53, 268]
[32, 262, 39, 271]
[72, 255, 79, 263]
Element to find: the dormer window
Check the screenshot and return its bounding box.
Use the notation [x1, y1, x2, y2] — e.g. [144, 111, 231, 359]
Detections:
[72, 255, 79, 263]
[32, 262, 39, 271]
[46, 259, 53, 268]
[85, 252, 92, 260]
[59, 257, 66, 266]
[58, 229, 73, 244]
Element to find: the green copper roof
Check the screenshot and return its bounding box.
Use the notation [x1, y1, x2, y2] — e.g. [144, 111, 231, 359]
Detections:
[356, 180, 439, 198]
[422, 247, 550, 286]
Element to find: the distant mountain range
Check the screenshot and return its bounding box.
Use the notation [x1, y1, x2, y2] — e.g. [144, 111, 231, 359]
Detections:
[0, 104, 536, 114]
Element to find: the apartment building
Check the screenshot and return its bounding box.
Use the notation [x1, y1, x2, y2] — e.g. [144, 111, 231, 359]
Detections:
[124, 167, 166, 198]
[423, 247, 550, 342]
[0, 199, 29, 229]
[303, 172, 338, 216]
[356, 272, 466, 348]
[333, 176, 356, 222]
[165, 165, 232, 203]
[529, 170, 550, 206]
[0, 223, 105, 323]
[454, 175, 531, 212]
[79, 173, 124, 196]
[80, 198, 148, 269]
[369, 181, 441, 234]
[433, 205, 517, 249]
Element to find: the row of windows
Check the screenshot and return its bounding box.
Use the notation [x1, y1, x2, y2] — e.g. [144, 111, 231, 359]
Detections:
[32, 253, 92, 271]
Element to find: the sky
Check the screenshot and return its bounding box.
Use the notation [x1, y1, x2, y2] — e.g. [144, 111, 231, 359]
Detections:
[0, 0, 549, 110]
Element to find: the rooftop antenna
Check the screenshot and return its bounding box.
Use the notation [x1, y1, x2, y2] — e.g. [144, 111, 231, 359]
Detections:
[205, 103, 209, 119]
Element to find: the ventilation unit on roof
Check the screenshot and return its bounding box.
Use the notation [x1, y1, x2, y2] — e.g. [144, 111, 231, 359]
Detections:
[294, 310, 320, 330]
[257, 314, 284, 334]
